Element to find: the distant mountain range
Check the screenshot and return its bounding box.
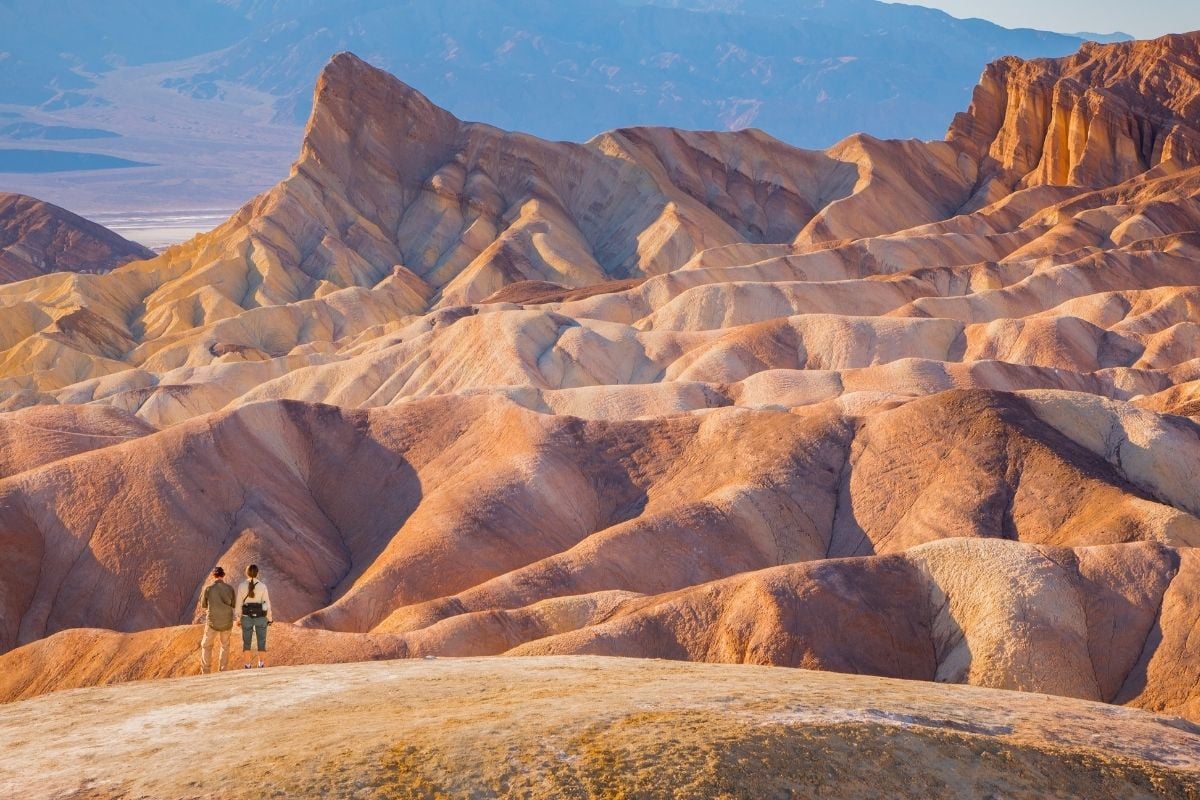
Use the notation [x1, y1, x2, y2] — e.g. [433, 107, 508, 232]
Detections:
[0, 0, 1132, 214]
[1, 0, 1118, 143]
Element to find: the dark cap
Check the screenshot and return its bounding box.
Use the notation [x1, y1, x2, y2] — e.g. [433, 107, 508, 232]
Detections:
[212, 566, 225, 578]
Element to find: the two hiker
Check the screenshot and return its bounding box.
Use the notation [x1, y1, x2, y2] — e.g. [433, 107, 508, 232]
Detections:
[198, 564, 273, 673]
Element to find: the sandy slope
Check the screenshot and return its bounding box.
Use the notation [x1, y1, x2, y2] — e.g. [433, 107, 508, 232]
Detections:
[0, 656, 1197, 799]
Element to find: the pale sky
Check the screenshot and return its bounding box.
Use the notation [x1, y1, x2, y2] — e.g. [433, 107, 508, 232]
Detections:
[885, 0, 1200, 39]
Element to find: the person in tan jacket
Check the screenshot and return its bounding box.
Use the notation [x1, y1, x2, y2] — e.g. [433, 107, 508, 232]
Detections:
[198, 566, 236, 673]
[235, 564, 273, 668]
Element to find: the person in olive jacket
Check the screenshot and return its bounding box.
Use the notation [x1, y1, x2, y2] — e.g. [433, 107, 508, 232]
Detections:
[198, 566, 236, 673]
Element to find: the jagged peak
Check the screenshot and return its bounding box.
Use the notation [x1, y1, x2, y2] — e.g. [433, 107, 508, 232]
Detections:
[312, 52, 457, 119]
[297, 52, 462, 176]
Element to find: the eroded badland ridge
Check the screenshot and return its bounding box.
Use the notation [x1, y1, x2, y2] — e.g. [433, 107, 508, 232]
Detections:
[0, 192, 153, 283]
[1, 31, 1200, 798]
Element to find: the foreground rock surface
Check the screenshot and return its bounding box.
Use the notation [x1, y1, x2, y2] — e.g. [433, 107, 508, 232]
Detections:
[0, 657, 1197, 799]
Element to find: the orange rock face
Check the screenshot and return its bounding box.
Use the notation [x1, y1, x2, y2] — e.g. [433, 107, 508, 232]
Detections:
[949, 34, 1200, 197]
[1, 32, 1200, 733]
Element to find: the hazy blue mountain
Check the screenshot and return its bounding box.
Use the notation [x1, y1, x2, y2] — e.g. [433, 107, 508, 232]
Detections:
[182, 0, 1094, 145]
[1, 0, 1101, 148]
[1070, 31, 1135, 43]
[0, 1, 246, 105]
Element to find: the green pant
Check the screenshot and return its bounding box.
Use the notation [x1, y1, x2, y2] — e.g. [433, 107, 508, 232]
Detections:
[241, 616, 268, 651]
